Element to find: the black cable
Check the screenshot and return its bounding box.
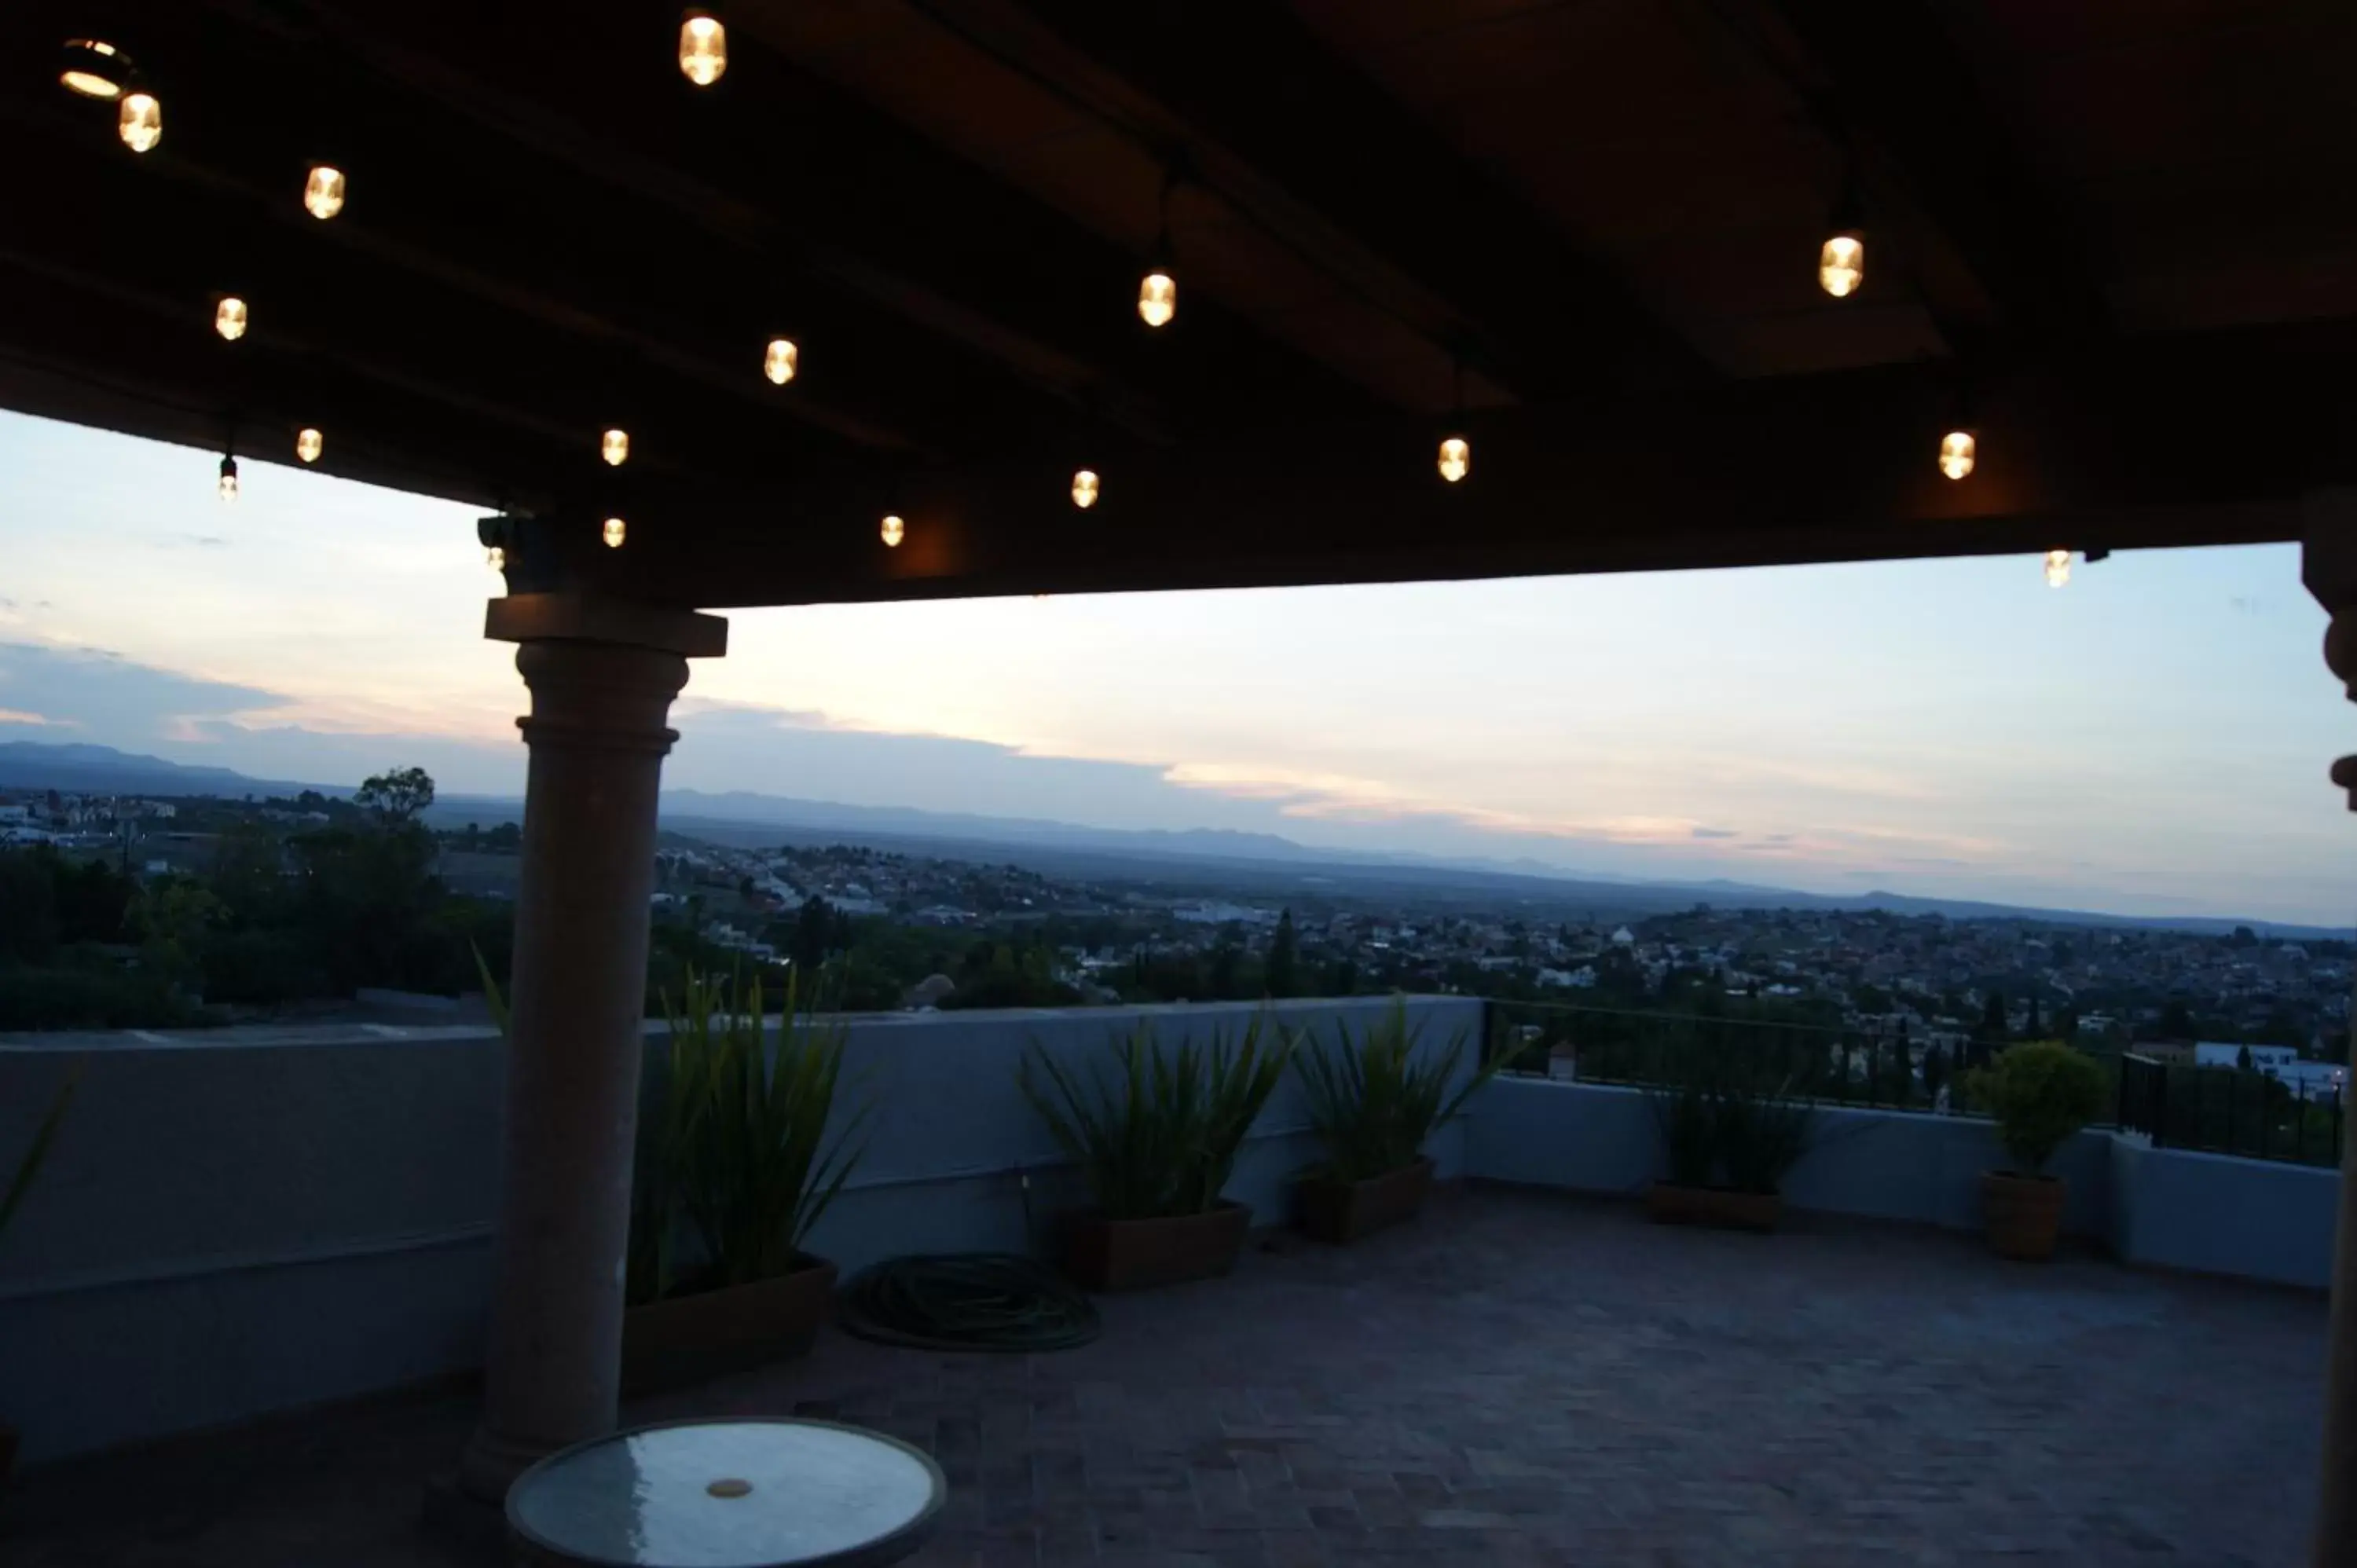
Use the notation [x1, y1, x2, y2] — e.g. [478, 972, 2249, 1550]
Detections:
[837, 1253, 1100, 1354]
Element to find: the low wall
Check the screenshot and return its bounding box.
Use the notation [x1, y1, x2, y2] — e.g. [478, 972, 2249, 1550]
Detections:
[0, 996, 1481, 1463]
[1463, 1075, 2333, 1285]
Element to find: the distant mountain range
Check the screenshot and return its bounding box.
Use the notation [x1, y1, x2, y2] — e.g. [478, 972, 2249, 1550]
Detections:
[2, 739, 2342, 939]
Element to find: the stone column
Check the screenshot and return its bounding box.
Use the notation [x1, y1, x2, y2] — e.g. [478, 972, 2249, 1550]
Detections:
[2306, 496, 2357, 1568]
[458, 594, 726, 1503]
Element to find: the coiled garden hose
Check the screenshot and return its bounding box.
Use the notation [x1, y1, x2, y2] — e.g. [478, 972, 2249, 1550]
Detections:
[837, 1253, 1101, 1353]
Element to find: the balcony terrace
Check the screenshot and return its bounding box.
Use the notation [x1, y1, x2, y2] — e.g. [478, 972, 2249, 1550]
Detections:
[0, 1000, 2335, 1565]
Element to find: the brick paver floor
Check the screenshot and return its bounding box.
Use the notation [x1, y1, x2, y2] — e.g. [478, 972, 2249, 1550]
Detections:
[0, 1189, 2328, 1566]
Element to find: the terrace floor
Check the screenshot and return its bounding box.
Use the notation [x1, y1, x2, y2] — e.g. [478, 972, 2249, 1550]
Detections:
[0, 1188, 2328, 1567]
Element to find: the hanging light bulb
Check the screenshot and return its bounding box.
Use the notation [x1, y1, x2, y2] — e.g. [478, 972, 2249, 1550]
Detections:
[214, 296, 248, 341]
[603, 517, 628, 549]
[679, 9, 727, 86]
[217, 455, 240, 504]
[1138, 270, 1175, 328]
[1818, 233, 1864, 299]
[1437, 435, 1470, 484]
[295, 427, 323, 463]
[600, 427, 629, 467]
[764, 337, 798, 386]
[302, 165, 346, 220]
[118, 91, 161, 152]
[1071, 469, 1100, 509]
[60, 39, 126, 99]
[2044, 549, 2072, 589]
[487, 545, 507, 572]
[1937, 428, 1977, 482]
[880, 514, 905, 548]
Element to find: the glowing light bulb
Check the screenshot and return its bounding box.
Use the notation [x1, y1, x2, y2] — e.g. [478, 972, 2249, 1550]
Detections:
[487, 545, 506, 572]
[764, 338, 798, 385]
[603, 517, 627, 548]
[119, 91, 160, 152]
[1819, 233, 1864, 299]
[302, 165, 346, 219]
[1937, 428, 1977, 482]
[214, 296, 248, 341]
[295, 427, 323, 463]
[600, 428, 629, 467]
[217, 456, 240, 504]
[880, 514, 904, 548]
[1437, 436, 1469, 484]
[679, 10, 727, 86]
[1071, 469, 1100, 509]
[1138, 270, 1175, 328]
[60, 40, 124, 99]
[2044, 549, 2072, 589]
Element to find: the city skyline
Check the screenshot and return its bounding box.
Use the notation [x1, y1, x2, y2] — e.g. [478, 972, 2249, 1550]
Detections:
[1, 409, 2350, 925]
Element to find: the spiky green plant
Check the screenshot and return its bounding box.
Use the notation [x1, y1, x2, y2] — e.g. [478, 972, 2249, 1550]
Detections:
[1294, 997, 1494, 1182]
[654, 966, 868, 1295]
[1019, 1014, 1292, 1219]
[2, 1064, 80, 1246]
[1715, 1077, 1815, 1195]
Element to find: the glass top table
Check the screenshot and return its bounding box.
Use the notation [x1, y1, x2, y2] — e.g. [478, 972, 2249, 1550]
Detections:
[506, 1418, 948, 1568]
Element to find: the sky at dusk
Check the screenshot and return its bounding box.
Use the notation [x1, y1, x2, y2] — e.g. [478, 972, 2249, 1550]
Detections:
[1, 411, 2350, 925]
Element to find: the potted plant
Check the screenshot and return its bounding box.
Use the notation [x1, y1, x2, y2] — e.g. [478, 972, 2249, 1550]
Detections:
[1292, 998, 1495, 1244]
[476, 954, 868, 1394]
[2, 1062, 79, 1488]
[1021, 1014, 1291, 1291]
[1970, 1040, 2106, 1262]
[1644, 1051, 1812, 1232]
[619, 966, 869, 1393]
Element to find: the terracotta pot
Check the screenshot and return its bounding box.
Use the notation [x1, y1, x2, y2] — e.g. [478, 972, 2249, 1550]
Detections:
[1982, 1170, 2066, 1262]
[1645, 1181, 1780, 1233]
[1298, 1156, 1435, 1245]
[1065, 1201, 1251, 1291]
[621, 1255, 838, 1396]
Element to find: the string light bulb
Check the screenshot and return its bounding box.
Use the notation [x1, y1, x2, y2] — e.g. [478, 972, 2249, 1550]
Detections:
[1071, 469, 1100, 509]
[1937, 428, 1977, 482]
[679, 9, 727, 86]
[1437, 435, 1470, 484]
[118, 91, 161, 152]
[600, 427, 629, 467]
[214, 296, 248, 341]
[2044, 549, 2072, 589]
[1138, 271, 1176, 329]
[487, 545, 506, 572]
[295, 427, 323, 463]
[764, 337, 798, 385]
[302, 165, 346, 220]
[603, 517, 627, 549]
[216, 455, 240, 504]
[880, 514, 905, 548]
[60, 39, 126, 99]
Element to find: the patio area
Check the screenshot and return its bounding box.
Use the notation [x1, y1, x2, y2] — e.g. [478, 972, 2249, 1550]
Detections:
[1, 1187, 2325, 1568]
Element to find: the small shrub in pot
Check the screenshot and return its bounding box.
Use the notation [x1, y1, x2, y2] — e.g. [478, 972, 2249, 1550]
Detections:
[1968, 1040, 2106, 1262]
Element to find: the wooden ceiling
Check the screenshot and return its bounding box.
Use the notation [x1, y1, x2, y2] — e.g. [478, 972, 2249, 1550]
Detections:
[0, 0, 2352, 607]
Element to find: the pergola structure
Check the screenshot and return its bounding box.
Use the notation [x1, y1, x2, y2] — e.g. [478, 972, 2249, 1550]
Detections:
[5, 0, 2357, 1554]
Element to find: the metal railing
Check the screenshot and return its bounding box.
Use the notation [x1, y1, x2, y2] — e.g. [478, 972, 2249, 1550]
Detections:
[1483, 998, 1934, 1111]
[2116, 1053, 2343, 1168]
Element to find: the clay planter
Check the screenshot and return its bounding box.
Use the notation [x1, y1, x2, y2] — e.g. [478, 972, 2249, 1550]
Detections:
[1065, 1200, 1251, 1291]
[1645, 1181, 1780, 1233]
[1982, 1171, 2067, 1262]
[1298, 1156, 1435, 1245]
[620, 1255, 838, 1396]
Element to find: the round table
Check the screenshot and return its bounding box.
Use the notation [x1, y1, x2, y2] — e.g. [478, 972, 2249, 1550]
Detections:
[506, 1418, 947, 1568]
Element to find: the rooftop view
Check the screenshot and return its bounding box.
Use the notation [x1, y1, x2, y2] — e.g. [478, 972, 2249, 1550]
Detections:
[3, 2, 2356, 1566]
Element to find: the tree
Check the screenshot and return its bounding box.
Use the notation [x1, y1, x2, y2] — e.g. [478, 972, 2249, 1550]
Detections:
[1265, 908, 1299, 998]
[1921, 1042, 1948, 1106]
[2159, 1000, 2196, 1040]
[355, 766, 435, 826]
[2237, 1044, 2255, 1073]
[790, 895, 838, 975]
[2023, 994, 2044, 1039]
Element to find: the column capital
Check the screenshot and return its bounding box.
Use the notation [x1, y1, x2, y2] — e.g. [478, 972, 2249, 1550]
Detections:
[486, 592, 728, 659]
[2301, 492, 2357, 811]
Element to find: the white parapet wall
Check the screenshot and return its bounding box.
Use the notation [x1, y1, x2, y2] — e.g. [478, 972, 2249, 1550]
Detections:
[0, 996, 1483, 1464]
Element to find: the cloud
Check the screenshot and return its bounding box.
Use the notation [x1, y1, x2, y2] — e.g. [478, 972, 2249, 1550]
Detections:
[0, 708, 75, 727]
[1690, 826, 1739, 840]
